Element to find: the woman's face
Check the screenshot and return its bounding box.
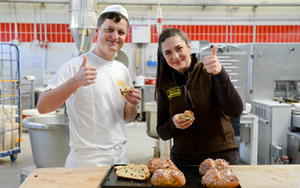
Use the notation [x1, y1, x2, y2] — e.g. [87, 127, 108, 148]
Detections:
[161, 35, 191, 74]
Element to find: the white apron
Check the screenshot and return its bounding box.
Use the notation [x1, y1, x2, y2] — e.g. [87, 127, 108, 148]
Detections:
[65, 144, 129, 167]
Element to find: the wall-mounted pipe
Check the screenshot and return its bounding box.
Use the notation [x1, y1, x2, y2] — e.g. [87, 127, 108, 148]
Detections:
[44, 5, 49, 70]
[129, 16, 300, 22]
[252, 6, 257, 43]
[12, 3, 19, 45]
[9, 3, 12, 42]
[30, 3, 39, 50]
[33, 4, 37, 42]
[39, 4, 43, 48]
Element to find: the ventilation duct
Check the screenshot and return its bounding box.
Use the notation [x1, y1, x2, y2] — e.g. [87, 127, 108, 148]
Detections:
[69, 0, 97, 55]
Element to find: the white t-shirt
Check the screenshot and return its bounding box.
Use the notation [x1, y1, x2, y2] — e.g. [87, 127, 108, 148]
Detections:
[46, 51, 133, 151]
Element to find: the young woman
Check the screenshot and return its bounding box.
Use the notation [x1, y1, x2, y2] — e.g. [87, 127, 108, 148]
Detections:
[155, 28, 243, 166]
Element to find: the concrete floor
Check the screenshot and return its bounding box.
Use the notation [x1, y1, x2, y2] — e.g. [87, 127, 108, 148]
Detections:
[0, 121, 158, 188]
[0, 129, 35, 188]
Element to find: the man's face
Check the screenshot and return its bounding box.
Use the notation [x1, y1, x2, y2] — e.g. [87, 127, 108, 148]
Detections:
[95, 18, 127, 54]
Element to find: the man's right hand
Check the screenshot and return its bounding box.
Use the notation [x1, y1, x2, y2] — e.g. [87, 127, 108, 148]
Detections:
[74, 55, 97, 86]
[37, 55, 97, 114]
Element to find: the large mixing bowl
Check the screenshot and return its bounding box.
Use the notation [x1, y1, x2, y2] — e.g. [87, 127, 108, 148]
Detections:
[145, 102, 159, 139]
[23, 114, 70, 168]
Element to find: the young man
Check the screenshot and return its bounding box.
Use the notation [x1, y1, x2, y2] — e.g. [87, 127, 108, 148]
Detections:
[37, 5, 141, 167]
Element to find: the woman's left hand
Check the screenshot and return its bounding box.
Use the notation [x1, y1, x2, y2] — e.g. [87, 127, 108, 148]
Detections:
[126, 88, 142, 107]
[203, 45, 222, 75]
[172, 114, 192, 129]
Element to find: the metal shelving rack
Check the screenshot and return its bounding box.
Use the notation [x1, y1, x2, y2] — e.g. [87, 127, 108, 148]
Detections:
[0, 43, 21, 161]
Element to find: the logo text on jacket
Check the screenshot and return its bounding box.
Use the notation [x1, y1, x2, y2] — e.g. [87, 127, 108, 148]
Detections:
[166, 87, 181, 100]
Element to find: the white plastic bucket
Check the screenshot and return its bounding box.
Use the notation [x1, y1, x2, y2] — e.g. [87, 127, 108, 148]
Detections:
[136, 75, 145, 86]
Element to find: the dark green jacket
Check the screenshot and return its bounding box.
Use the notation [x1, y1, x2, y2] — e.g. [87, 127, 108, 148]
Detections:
[156, 54, 243, 155]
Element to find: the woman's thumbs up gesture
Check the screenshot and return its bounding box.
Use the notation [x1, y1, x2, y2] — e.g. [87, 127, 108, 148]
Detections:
[203, 45, 222, 75]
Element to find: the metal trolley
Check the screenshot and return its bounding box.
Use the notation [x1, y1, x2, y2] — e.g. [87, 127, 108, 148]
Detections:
[0, 43, 21, 161]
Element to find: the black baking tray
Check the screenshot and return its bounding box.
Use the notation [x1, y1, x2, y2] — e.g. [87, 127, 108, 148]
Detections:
[100, 165, 242, 188]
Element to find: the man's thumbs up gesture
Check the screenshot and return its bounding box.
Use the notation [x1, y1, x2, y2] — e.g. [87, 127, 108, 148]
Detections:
[203, 45, 222, 75]
[75, 55, 97, 86]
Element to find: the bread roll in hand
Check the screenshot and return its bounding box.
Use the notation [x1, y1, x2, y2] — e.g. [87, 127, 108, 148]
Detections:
[179, 110, 195, 123]
[120, 86, 134, 98]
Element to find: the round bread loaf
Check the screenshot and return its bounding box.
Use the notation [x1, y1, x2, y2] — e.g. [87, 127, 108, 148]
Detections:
[147, 158, 178, 175]
[201, 167, 239, 188]
[199, 158, 230, 176]
[151, 169, 186, 187]
[214, 158, 230, 171]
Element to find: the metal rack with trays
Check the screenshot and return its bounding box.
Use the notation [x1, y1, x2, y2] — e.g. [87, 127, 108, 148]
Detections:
[0, 43, 21, 161]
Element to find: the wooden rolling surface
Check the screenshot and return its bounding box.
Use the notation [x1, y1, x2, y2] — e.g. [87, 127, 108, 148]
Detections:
[19, 166, 110, 188]
[19, 165, 300, 188]
[231, 165, 300, 188]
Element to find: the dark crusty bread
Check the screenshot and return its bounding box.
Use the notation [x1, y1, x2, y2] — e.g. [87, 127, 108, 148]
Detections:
[120, 86, 134, 98]
[147, 158, 179, 175]
[115, 163, 150, 181]
[179, 110, 195, 123]
[201, 167, 239, 188]
[151, 169, 186, 187]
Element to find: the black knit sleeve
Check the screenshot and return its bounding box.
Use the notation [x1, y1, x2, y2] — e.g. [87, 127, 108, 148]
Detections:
[156, 86, 179, 140]
[211, 67, 243, 118]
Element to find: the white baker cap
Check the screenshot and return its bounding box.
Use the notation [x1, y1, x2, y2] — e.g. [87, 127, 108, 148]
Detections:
[100, 5, 129, 21]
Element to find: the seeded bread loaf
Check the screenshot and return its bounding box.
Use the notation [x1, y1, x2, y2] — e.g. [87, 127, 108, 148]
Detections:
[199, 158, 230, 176]
[147, 158, 179, 175]
[199, 158, 239, 188]
[151, 169, 186, 187]
[115, 163, 150, 181]
[201, 167, 239, 188]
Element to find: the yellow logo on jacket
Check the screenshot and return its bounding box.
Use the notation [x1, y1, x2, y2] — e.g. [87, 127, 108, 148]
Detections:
[166, 87, 181, 100]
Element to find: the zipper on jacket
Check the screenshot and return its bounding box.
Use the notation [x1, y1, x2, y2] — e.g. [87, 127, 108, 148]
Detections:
[191, 123, 199, 155]
[172, 59, 198, 155]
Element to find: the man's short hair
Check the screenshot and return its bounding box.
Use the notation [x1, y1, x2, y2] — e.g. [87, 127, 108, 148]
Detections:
[97, 12, 129, 31]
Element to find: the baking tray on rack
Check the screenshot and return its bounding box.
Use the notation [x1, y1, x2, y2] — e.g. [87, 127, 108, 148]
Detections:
[100, 165, 242, 188]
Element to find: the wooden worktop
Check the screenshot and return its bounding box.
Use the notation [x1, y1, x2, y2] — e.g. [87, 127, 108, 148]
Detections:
[19, 165, 300, 188]
[19, 166, 111, 188]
